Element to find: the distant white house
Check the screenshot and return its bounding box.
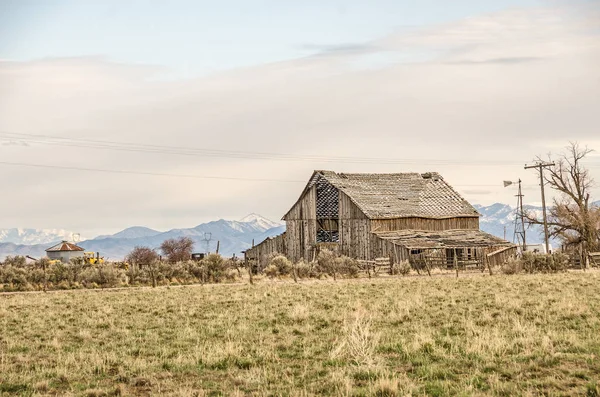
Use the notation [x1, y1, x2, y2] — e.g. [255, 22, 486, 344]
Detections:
[523, 243, 553, 255]
[45, 241, 85, 263]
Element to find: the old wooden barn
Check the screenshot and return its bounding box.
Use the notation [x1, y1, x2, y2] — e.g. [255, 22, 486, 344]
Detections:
[245, 170, 515, 270]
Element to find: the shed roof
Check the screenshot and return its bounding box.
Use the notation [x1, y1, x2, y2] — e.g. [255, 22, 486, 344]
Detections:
[374, 229, 513, 249]
[45, 241, 85, 252]
[285, 170, 480, 220]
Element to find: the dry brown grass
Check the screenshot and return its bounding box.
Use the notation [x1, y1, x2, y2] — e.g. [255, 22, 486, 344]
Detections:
[1, 273, 599, 396]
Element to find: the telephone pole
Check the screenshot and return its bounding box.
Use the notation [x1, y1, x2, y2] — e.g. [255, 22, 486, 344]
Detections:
[517, 179, 526, 251]
[525, 162, 555, 254]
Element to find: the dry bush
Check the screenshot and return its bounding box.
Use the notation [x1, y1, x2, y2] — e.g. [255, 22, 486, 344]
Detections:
[79, 265, 126, 288]
[501, 256, 523, 275]
[263, 264, 279, 278]
[522, 252, 569, 273]
[0, 265, 31, 290]
[265, 255, 292, 278]
[315, 250, 360, 279]
[200, 253, 236, 283]
[336, 256, 360, 277]
[1, 255, 27, 267]
[395, 260, 412, 276]
[294, 260, 315, 279]
[316, 249, 338, 277]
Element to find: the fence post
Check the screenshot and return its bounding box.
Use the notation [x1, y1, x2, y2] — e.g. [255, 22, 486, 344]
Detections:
[454, 248, 458, 278]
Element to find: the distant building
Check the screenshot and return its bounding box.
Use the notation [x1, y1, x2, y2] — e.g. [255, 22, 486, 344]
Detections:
[523, 243, 553, 254]
[45, 241, 85, 263]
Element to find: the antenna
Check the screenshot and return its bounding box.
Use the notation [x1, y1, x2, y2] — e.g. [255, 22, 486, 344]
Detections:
[203, 232, 212, 254]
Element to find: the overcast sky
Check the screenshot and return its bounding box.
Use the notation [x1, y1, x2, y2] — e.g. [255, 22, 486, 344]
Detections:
[1, 0, 599, 237]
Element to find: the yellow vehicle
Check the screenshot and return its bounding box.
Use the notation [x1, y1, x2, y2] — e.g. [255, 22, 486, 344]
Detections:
[84, 252, 105, 265]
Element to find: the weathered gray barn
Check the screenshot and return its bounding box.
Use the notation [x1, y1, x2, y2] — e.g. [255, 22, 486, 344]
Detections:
[46, 241, 85, 263]
[245, 171, 515, 268]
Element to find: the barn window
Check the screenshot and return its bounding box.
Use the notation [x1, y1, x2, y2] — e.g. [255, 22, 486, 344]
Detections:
[316, 177, 339, 243]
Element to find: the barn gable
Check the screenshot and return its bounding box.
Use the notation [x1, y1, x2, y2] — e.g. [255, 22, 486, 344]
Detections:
[283, 170, 480, 221]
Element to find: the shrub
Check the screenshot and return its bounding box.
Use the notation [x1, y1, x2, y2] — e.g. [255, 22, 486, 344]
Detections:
[336, 256, 360, 277]
[79, 265, 126, 288]
[501, 256, 523, 275]
[1, 256, 27, 268]
[265, 255, 292, 278]
[294, 260, 314, 279]
[395, 260, 412, 276]
[200, 254, 233, 283]
[314, 251, 360, 279]
[521, 252, 569, 273]
[316, 249, 338, 278]
[264, 264, 279, 278]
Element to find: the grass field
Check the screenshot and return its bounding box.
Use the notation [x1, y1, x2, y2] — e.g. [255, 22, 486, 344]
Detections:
[1, 272, 600, 396]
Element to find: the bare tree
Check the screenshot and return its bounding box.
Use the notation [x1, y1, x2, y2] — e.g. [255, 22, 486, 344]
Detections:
[525, 142, 600, 264]
[126, 246, 160, 266]
[126, 246, 161, 287]
[160, 237, 195, 264]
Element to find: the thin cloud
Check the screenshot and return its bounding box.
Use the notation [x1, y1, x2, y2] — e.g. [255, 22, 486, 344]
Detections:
[298, 43, 379, 55]
[444, 56, 546, 65]
[0, 4, 598, 233]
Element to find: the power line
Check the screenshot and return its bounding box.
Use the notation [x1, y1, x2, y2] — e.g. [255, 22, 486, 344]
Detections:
[0, 131, 537, 166]
[3, 132, 600, 169]
[0, 161, 306, 183]
[0, 159, 540, 188]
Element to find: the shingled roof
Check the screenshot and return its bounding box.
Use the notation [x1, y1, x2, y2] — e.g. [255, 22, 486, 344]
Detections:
[286, 170, 480, 220]
[374, 229, 512, 249]
[45, 241, 85, 252]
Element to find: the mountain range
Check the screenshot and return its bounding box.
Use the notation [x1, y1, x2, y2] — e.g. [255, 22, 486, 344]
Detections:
[0, 214, 284, 261]
[1, 202, 598, 261]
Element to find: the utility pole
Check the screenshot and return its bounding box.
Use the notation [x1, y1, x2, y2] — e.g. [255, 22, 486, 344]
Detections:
[525, 162, 555, 254]
[517, 179, 526, 251]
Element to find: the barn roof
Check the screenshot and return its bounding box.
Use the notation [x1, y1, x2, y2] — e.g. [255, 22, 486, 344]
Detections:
[285, 170, 480, 220]
[374, 229, 513, 249]
[45, 241, 85, 252]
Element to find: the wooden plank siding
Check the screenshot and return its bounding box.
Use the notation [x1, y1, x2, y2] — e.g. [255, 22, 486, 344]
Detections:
[487, 246, 518, 268]
[370, 217, 479, 232]
[244, 233, 286, 269]
[339, 192, 371, 260]
[284, 186, 317, 263]
[370, 234, 410, 263]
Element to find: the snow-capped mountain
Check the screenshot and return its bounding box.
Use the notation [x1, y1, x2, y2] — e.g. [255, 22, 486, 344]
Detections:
[94, 226, 161, 240]
[475, 200, 600, 244]
[0, 214, 285, 261]
[0, 228, 83, 245]
[475, 203, 547, 243]
[239, 213, 283, 232]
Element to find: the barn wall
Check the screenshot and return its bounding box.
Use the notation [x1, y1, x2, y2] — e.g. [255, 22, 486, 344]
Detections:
[244, 233, 286, 268]
[370, 217, 479, 232]
[370, 234, 410, 262]
[284, 186, 317, 263]
[486, 246, 518, 268]
[284, 186, 317, 220]
[339, 192, 371, 260]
